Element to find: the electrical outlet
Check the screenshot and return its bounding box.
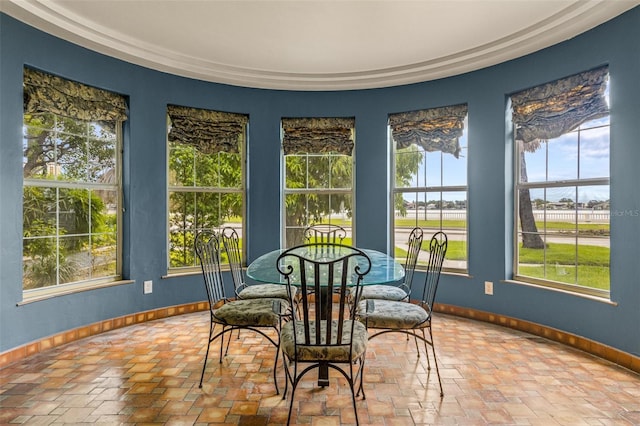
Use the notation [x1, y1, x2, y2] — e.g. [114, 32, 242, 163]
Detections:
[143, 280, 153, 294]
[484, 281, 493, 295]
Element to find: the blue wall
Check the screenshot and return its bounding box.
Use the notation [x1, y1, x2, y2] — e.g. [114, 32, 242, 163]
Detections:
[1, 9, 638, 356]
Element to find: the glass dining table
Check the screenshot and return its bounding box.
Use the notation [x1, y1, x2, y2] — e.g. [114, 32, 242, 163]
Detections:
[246, 246, 405, 286]
[246, 245, 405, 387]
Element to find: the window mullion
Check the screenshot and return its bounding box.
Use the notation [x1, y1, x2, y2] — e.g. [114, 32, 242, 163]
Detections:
[394, 185, 467, 194]
[517, 178, 610, 190]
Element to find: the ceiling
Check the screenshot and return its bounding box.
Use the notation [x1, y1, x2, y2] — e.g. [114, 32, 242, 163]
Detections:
[2, 1, 638, 91]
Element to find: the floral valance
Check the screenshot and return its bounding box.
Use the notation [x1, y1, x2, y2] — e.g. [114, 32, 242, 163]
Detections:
[167, 105, 248, 154]
[389, 104, 467, 158]
[511, 66, 609, 144]
[282, 117, 355, 155]
[23, 67, 128, 123]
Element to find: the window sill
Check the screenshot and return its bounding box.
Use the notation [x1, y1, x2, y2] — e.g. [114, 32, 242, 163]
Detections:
[163, 265, 232, 279]
[19, 279, 135, 306]
[502, 279, 617, 306]
[163, 268, 200, 279]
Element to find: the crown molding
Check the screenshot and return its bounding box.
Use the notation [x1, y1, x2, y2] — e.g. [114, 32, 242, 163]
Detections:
[1, 1, 638, 90]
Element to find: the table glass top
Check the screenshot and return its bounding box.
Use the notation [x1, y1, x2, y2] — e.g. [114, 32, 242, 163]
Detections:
[246, 246, 404, 286]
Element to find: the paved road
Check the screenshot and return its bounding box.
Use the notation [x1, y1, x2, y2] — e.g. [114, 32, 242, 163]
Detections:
[394, 227, 609, 248]
[226, 222, 610, 251]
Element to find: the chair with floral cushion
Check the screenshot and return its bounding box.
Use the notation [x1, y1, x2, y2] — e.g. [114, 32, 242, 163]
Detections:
[221, 227, 296, 309]
[195, 230, 288, 392]
[358, 231, 447, 397]
[277, 243, 371, 425]
[353, 227, 423, 304]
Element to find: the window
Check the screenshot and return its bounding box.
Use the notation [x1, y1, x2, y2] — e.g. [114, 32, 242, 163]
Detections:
[167, 105, 246, 271]
[22, 68, 127, 294]
[282, 117, 355, 247]
[391, 105, 468, 271]
[512, 66, 610, 296]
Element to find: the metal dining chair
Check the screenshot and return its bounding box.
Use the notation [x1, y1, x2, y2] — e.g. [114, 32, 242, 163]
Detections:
[221, 227, 295, 307]
[304, 224, 348, 301]
[195, 230, 288, 392]
[277, 243, 371, 425]
[358, 231, 448, 397]
[304, 224, 348, 244]
[354, 226, 423, 303]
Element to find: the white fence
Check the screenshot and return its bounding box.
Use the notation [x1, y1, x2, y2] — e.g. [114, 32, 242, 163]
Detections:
[399, 209, 610, 223]
[532, 210, 609, 223]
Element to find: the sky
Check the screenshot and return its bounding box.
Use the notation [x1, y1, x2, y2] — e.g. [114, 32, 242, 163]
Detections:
[401, 114, 610, 205]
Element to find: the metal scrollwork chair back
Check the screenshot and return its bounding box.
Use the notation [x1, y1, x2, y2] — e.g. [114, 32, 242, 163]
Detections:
[277, 243, 371, 425]
[221, 227, 294, 308]
[355, 226, 424, 303]
[195, 230, 287, 392]
[359, 231, 448, 397]
[304, 224, 348, 244]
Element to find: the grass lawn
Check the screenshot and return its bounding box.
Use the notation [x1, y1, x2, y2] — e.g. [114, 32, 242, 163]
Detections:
[392, 231, 609, 290]
[393, 240, 467, 263]
[518, 264, 609, 290]
[519, 243, 610, 290]
[244, 218, 611, 290]
[519, 243, 610, 266]
[535, 221, 609, 236]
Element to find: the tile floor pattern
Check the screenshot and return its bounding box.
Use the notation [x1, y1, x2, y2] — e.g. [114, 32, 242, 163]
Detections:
[1, 311, 639, 425]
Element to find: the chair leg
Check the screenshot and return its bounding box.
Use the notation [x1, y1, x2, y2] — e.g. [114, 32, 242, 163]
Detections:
[286, 377, 299, 425]
[355, 356, 367, 400]
[272, 339, 281, 395]
[282, 357, 292, 400]
[350, 382, 360, 426]
[420, 329, 432, 369]
[349, 359, 364, 425]
[428, 327, 444, 397]
[224, 328, 233, 357]
[199, 321, 215, 388]
[218, 327, 225, 362]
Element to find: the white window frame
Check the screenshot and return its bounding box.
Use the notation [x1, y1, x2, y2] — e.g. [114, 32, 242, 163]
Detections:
[391, 114, 468, 273]
[166, 121, 246, 273]
[282, 151, 354, 248]
[22, 114, 123, 299]
[513, 120, 610, 297]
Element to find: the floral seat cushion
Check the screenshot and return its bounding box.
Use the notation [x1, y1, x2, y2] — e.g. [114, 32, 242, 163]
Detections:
[281, 320, 368, 362]
[356, 284, 407, 302]
[358, 299, 429, 330]
[213, 298, 287, 327]
[239, 284, 296, 300]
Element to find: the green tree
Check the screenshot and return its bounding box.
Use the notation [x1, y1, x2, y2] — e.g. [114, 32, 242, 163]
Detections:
[23, 186, 108, 289]
[23, 113, 115, 180]
[168, 144, 243, 267]
[394, 145, 423, 216]
[284, 154, 353, 246]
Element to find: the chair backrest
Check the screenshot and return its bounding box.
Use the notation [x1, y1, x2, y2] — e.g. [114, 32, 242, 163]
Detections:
[403, 227, 424, 293]
[304, 224, 347, 244]
[194, 230, 227, 309]
[277, 243, 371, 350]
[416, 232, 448, 315]
[220, 227, 246, 296]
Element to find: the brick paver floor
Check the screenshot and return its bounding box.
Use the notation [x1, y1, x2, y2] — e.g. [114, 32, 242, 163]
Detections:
[1, 311, 639, 425]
